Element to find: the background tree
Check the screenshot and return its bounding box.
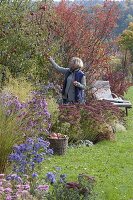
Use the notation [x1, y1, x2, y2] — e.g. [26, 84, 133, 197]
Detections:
[118, 22, 133, 82]
[0, 0, 63, 87]
[18, 0, 119, 91]
[0, 0, 32, 84]
[42, 0, 119, 86]
[114, 0, 133, 36]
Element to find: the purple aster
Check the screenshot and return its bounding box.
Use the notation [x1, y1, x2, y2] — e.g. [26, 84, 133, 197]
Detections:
[37, 185, 49, 191]
[5, 195, 12, 200]
[23, 184, 30, 190]
[46, 172, 56, 184]
[4, 187, 13, 193]
[32, 173, 38, 178]
[60, 174, 66, 183]
[33, 154, 44, 163]
[34, 142, 41, 150]
[46, 148, 54, 155]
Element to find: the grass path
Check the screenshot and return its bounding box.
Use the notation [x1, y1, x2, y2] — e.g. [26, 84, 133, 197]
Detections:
[41, 87, 133, 200]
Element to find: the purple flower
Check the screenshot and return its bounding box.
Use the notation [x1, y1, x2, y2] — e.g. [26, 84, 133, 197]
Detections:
[32, 173, 38, 178]
[46, 172, 56, 184]
[16, 184, 23, 189]
[9, 153, 21, 162]
[29, 162, 35, 170]
[0, 92, 24, 116]
[6, 174, 22, 183]
[33, 154, 44, 163]
[47, 148, 54, 155]
[6, 175, 12, 181]
[1, 91, 51, 138]
[13, 145, 21, 152]
[55, 167, 61, 171]
[23, 184, 30, 190]
[4, 187, 12, 193]
[11, 194, 18, 199]
[26, 138, 34, 144]
[9, 137, 53, 179]
[37, 185, 49, 191]
[6, 110, 11, 116]
[6, 195, 12, 200]
[15, 176, 22, 183]
[19, 144, 27, 152]
[34, 142, 41, 150]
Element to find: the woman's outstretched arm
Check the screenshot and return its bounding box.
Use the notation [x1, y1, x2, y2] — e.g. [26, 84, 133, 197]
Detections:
[49, 57, 69, 74]
[44, 53, 69, 74]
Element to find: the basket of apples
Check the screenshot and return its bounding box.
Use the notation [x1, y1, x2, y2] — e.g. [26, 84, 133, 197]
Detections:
[48, 133, 68, 155]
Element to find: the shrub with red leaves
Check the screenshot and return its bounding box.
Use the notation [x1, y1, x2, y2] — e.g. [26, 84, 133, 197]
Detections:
[102, 71, 130, 96]
[66, 182, 80, 189]
[54, 100, 123, 143]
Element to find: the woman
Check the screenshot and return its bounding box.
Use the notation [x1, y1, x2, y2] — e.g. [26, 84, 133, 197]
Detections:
[44, 54, 86, 104]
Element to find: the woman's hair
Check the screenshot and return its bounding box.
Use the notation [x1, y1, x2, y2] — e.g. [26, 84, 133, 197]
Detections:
[70, 57, 84, 69]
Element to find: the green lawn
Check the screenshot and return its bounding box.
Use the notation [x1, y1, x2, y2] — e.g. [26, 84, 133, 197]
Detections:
[40, 87, 133, 200]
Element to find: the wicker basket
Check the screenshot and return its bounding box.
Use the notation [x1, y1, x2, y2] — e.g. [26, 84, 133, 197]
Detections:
[48, 137, 68, 155]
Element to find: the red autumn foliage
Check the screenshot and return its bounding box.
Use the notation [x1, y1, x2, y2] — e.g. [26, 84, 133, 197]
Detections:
[28, 1, 122, 90]
[102, 71, 130, 95]
[66, 182, 80, 189]
[51, 0, 120, 83]
[58, 100, 122, 125]
[57, 101, 123, 143]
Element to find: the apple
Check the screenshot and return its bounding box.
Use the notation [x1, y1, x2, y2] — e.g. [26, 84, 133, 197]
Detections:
[39, 5, 47, 11]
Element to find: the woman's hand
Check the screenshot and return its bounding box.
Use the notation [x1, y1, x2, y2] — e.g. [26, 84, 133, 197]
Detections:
[73, 81, 80, 87]
[43, 53, 50, 60]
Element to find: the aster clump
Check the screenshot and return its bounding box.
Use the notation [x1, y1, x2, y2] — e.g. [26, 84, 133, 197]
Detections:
[0, 173, 33, 200]
[7, 137, 53, 197]
[0, 91, 25, 116]
[9, 137, 53, 177]
[0, 91, 51, 138]
[20, 91, 51, 138]
[0, 173, 49, 200]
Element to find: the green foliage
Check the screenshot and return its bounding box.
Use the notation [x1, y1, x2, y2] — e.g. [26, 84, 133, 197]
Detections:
[118, 22, 133, 81]
[46, 96, 59, 125]
[0, 0, 33, 78]
[119, 22, 133, 57]
[2, 77, 32, 102]
[0, 0, 59, 85]
[115, 0, 133, 35]
[0, 107, 23, 173]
